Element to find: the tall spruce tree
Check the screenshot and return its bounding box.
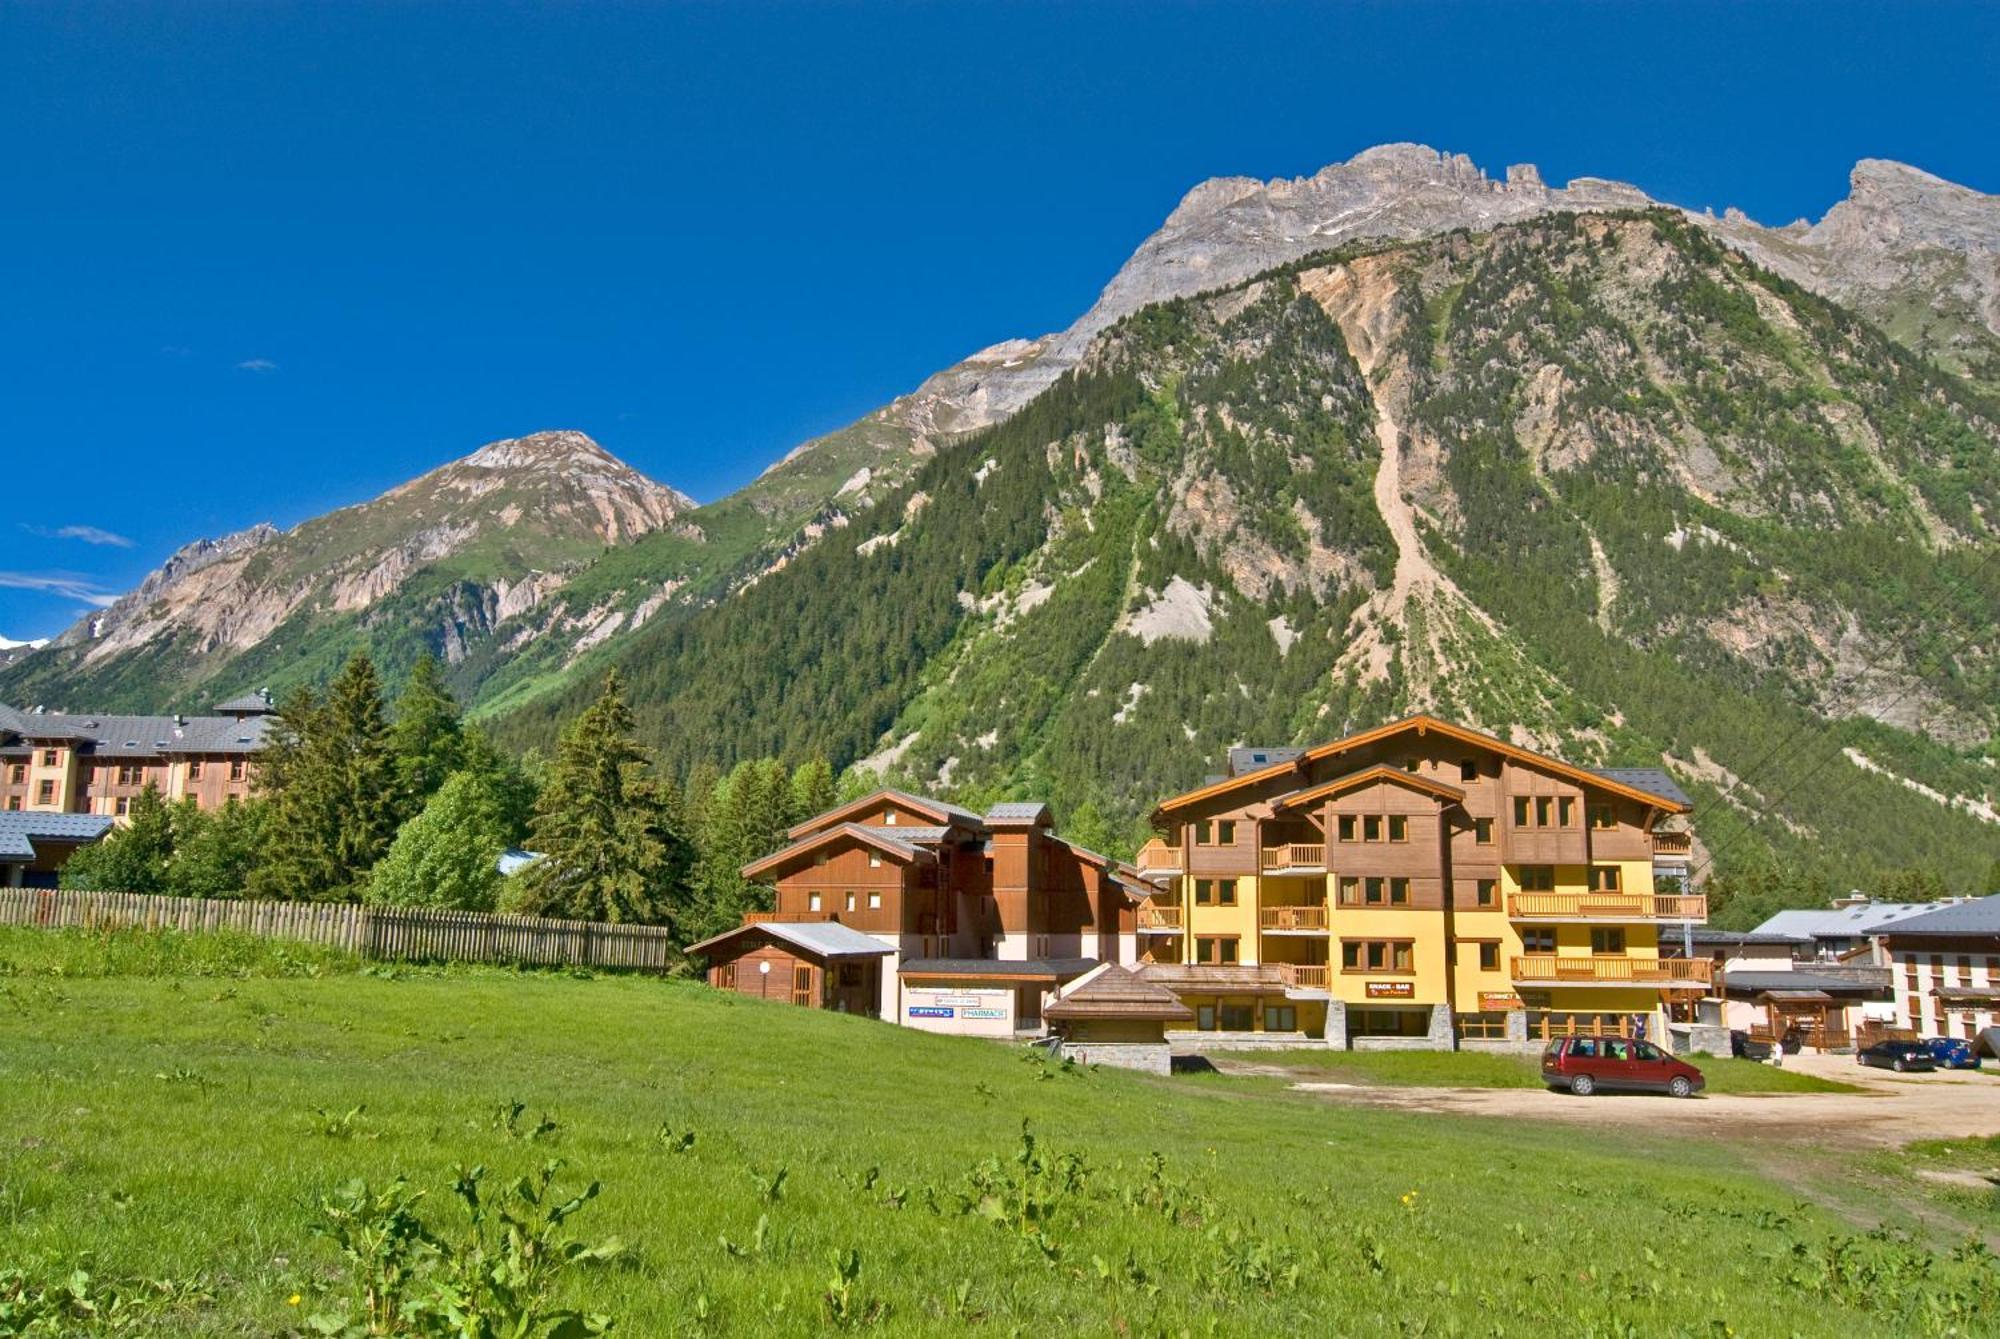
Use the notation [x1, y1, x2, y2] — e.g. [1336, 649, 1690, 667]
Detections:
[250, 652, 398, 900]
[510, 671, 692, 926]
[688, 757, 796, 940]
[390, 651, 465, 819]
[788, 755, 836, 821]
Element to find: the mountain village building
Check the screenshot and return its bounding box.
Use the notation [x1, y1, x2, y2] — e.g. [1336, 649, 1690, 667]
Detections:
[1133, 715, 1704, 1049]
[1870, 894, 2000, 1047]
[709, 715, 1707, 1053]
[0, 811, 115, 888]
[0, 694, 274, 821]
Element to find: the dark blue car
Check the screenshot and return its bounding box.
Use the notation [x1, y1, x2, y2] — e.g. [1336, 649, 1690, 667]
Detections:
[1925, 1038, 1983, 1070]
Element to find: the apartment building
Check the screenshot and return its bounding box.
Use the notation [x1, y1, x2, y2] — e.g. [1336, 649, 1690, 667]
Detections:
[0, 693, 273, 820]
[693, 789, 1150, 1033]
[1873, 894, 2000, 1044]
[1133, 715, 1706, 1049]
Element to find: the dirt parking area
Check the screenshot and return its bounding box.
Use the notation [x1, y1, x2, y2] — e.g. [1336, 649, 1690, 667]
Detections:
[1250, 1054, 2000, 1146]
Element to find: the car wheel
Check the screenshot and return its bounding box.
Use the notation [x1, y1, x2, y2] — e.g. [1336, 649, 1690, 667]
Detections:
[1668, 1075, 1693, 1099]
[1891, 1059, 1907, 1072]
[1569, 1074, 1595, 1097]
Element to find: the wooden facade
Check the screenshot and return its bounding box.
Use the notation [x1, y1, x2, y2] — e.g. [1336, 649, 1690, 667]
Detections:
[1, 698, 270, 821]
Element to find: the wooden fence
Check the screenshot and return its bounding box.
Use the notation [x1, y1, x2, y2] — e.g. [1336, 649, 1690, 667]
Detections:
[0, 888, 679, 972]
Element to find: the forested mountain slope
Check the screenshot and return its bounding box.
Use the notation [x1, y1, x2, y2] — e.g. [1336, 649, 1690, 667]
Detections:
[489, 211, 2000, 888]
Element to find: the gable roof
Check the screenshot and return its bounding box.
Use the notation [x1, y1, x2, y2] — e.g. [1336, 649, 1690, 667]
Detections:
[212, 691, 277, 715]
[685, 919, 897, 960]
[0, 703, 269, 757]
[0, 811, 114, 862]
[1156, 715, 1692, 816]
[1227, 746, 1306, 777]
[784, 788, 983, 840]
[985, 801, 1051, 826]
[1872, 893, 2000, 938]
[1045, 963, 1194, 1022]
[740, 822, 937, 880]
[1270, 763, 1467, 810]
[1754, 901, 1961, 939]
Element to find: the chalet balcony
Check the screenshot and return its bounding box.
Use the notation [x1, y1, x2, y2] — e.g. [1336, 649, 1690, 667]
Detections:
[1135, 839, 1183, 877]
[1506, 893, 1707, 922]
[1510, 955, 1711, 989]
[1651, 831, 1693, 858]
[1259, 905, 1329, 934]
[1137, 905, 1183, 934]
[1260, 843, 1326, 874]
[1274, 963, 1330, 991]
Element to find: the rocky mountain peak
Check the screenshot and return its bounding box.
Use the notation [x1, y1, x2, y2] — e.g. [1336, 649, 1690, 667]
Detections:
[463, 429, 619, 472]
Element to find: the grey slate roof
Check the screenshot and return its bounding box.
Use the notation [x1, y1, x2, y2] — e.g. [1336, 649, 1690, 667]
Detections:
[1681, 927, 1808, 947]
[0, 811, 114, 861]
[1872, 893, 2000, 938]
[212, 691, 276, 715]
[1588, 768, 1692, 808]
[854, 824, 952, 847]
[1717, 969, 1889, 998]
[877, 788, 984, 826]
[1755, 901, 1959, 940]
[1229, 746, 1305, 777]
[757, 921, 899, 958]
[0, 704, 269, 757]
[984, 801, 1051, 824]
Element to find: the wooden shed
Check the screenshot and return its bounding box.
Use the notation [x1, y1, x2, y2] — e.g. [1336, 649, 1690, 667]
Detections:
[688, 919, 896, 1016]
[1045, 963, 1194, 1074]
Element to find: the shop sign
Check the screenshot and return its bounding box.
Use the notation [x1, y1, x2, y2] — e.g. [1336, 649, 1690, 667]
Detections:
[1365, 981, 1414, 999]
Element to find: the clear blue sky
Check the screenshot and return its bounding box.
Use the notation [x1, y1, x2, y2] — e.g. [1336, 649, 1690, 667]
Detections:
[3, 2, 1996, 638]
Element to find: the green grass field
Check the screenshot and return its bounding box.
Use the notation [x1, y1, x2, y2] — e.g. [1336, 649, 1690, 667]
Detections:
[1244, 1047, 1864, 1094]
[0, 927, 1991, 1336]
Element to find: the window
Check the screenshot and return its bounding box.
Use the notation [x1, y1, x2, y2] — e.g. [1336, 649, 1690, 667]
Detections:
[1194, 820, 1213, 845]
[867, 892, 882, 910]
[1337, 815, 1357, 842]
[716, 963, 736, 990]
[1957, 956, 1973, 986]
[1388, 877, 1410, 906]
[1587, 866, 1621, 894]
[1337, 877, 1360, 905]
[116, 764, 141, 786]
[1475, 879, 1498, 909]
[868, 853, 881, 868]
[844, 892, 857, 912]
[1216, 820, 1237, 845]
[1195, 936, 1239, 965]
[1216, 878, 1237, 906]
[1518, 866, 1555, 892]
[8, 763, 23, 783]
[1362, 815, 1382, 843]
[1196, 1004, 1216, 1031]
[187, 759, 203, 781]
[1477, 942, 1500, 971]
[1342, 939, 1413, 973]
[229, 760, 245, 781]
[41, 749, 57, 767]
[1522, 928, 1556, 953]
[1589, 804, 1615, 830]
[1387, 815, 1408, 842]
[808, 892, 822, 912]
[1459, 759, 1478, 782]
[1558, 797, 1576, 827]
[1403, 758, 1420, 772]
[1364, 877, 1386, 905]
[1590, 928, 1626, 955]
[1513, 797, 1531, 826]
[36, 780, 54, 805]
[1196, 878, 1237, 905]
[1265, 1005, 1298, 1032]
[5, 797, 18, 811]
[1218, 1003, 1254, 1031]
[1634, 1040, 1663, 1061]
[1473, 817, 1493, 845]
[1535, 797, 1553, 827]
[115, 797, 130, 817]
[883, 812, 897, 825]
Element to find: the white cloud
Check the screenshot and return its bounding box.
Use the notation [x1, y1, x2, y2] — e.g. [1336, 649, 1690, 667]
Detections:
[0, 572, 121, 608]
[24, 524, 134, 548]
[235, 358, 279, 373]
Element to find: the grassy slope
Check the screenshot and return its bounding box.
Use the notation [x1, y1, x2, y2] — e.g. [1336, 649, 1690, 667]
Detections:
[0, 931, 1991, 1336]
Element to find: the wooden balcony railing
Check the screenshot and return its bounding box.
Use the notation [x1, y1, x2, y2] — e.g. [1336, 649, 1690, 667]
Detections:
[744, 911, 834, 925]
[1137, 905, 1183, 933]
[1507, 893, 1707, 921]
[1135, 839, 1183, 875]
[1260, 905, 1329, 932]
[1260, 843, 1326, 872]
[1651, 831, 1693, 856]
[1275, 963, 1330, 990]
[1510, 955, 1711, 986]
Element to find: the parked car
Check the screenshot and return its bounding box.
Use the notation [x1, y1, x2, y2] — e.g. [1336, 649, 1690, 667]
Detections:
[1542, 1037, 1705, 1098]
[1924, 1037, 1982, 1070]
[1730, 1030, 1774, 1061]
[1856, 1040, 1936, 1072]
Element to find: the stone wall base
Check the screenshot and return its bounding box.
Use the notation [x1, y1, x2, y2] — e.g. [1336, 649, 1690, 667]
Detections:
[1061, 1041, 1172, 1076]
[1164, 1031, 1313, 1053]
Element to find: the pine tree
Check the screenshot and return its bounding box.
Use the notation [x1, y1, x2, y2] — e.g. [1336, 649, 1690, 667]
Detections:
[390, 651, 465, 818]
[366, 770, 511, 911]
[510, 671, 692, 926]
[687, 757, 796, 940]
[59, 784, 174, 893]
[789, 755, 836, 821]
[458, 725, 537, 845]
[250, 652, 398, 900]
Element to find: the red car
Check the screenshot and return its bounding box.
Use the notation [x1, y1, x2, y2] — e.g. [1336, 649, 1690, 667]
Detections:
[1542, 1036, 1705, 1098]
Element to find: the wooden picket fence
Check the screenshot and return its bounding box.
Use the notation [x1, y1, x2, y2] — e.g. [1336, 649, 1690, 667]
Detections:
[0, 887, 679, 972]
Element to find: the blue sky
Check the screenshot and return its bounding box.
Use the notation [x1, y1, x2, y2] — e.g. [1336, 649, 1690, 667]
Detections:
[3, 2, 1996, 639]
